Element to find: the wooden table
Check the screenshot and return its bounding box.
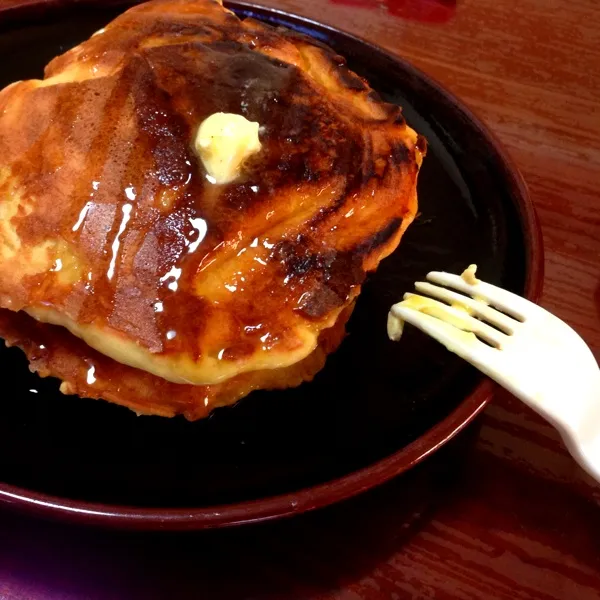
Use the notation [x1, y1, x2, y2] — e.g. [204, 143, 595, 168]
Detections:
[1, 0, 600, 598]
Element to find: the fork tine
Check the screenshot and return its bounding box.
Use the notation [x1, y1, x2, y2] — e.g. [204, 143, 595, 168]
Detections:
[390, 305, 506, 394]
[414, 281, 518, 334]
[426, 272, 532, 321]
[390, 305, 499, 361]
[392, 293, 509, 348]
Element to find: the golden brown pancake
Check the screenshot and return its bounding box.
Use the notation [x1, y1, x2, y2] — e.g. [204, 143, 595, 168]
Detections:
[0, 304, 352, 420]
[0, 0, 425, 418]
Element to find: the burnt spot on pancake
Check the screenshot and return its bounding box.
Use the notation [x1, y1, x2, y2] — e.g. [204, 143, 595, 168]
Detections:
[274, 236, 366, 319]
[296, 284, 345, 319]
[393, 111, 406, 127]
[337, 69, 369, 91]
[390, 141, 412, 165]
[353, 217, 404, 257]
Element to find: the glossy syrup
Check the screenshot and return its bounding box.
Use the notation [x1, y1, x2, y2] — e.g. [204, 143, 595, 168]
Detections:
[0, 0, 418, 381]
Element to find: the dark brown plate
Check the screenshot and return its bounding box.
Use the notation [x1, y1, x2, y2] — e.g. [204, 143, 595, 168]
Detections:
[0, 0, 542, 530]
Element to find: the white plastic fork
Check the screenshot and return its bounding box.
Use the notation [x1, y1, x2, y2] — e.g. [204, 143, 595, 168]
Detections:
[388, 268, 600, 481]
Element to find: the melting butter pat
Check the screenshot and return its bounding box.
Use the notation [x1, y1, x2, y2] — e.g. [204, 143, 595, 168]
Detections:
[195, 113, 262, 184]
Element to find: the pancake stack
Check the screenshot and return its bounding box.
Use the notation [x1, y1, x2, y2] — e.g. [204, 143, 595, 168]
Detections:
[0, 0, 425, 419]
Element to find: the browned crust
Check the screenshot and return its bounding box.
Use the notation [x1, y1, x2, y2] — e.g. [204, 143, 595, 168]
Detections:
[0, 304, 352, 420]
[0, 0, 424, 416]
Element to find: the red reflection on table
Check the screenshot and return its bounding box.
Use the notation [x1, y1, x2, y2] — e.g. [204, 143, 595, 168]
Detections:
[330, 0, 456, 23]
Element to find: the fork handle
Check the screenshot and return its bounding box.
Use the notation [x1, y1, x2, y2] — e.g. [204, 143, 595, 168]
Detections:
[479, 350, 600, 482]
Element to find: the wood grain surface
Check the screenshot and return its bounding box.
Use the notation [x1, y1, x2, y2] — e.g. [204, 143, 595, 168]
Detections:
[0, 0, 599, 598]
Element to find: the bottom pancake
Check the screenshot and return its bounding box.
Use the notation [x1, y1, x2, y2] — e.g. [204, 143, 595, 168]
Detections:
[0, 306, 353, 420]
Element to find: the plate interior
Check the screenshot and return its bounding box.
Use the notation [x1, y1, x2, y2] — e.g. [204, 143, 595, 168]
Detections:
[0, 6, 527, 508]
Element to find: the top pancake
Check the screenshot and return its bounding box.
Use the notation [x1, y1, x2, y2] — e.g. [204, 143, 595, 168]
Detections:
[0, 0, 424, 386]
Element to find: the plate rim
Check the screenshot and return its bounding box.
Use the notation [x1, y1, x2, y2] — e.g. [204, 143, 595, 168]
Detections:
[0, 0, 544, 530]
